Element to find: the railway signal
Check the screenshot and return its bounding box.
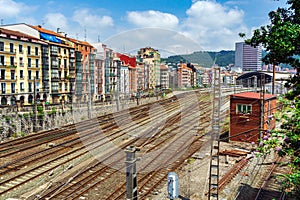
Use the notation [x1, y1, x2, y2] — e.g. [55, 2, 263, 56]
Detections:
[125, 146, 139, 200]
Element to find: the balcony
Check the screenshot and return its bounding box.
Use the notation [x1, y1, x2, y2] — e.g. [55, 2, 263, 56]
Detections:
[0, 76, 17, 82]
[51, 77, 59, 82]
[0, 48, 16, 55]
[51, 89, 59, 93]
[27, 53, 40, 58]
[50, 51, 58, 56]
[51, 64, 59, 69]
[42, 65, 49, 70]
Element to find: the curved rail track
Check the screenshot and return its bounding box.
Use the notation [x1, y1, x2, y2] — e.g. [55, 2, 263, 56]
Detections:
[0, 88, 238, 199]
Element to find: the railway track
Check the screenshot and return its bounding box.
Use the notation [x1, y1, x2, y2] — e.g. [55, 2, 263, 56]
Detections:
[253, 156, 289, 200]
[36, 92, 216, 199]
[0, 89, 237, 199]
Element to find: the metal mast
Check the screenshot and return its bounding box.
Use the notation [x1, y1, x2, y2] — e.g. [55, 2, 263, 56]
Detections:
[259, 74, 265, 139]
[208, 66, 221, 200]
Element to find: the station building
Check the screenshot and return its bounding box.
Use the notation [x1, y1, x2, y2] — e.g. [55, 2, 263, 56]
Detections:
[230, 92, 277, 143]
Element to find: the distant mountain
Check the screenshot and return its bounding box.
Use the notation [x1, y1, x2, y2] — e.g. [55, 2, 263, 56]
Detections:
[162, 50, 235, 68]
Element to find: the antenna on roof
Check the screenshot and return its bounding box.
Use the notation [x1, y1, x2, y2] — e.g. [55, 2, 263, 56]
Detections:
[84, 27, 87, 41]
[0, 19, 3, 26]
[98, 35, 100, 42]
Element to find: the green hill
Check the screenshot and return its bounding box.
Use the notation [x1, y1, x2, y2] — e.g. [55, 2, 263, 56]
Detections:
[163, 50, 235, 68]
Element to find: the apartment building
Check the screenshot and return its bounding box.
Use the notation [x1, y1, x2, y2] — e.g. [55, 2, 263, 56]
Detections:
[137, 47, 161, 90]
[177, 63, 192, 88]
[118, 53, 137, 95]
[0, 27, 48, 105]
[160, 64, 169, 89]
[68, 38, 95, 102]
[2, 23, 77, 103]
[136, 60, 146, 92]
[93, 43, 105, 101]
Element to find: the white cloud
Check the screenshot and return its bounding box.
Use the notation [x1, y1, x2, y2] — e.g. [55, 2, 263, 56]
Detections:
[104, 28, 202, 57]
[126, 10, 179, 29]
[181, 0, 247, 50]
[44, 13, 68, 30]
[72, 9, 114, 28]
[0, 0, 27, 18]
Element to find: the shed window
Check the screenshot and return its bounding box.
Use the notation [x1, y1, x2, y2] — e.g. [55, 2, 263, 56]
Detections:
[236, 104, 252, 114]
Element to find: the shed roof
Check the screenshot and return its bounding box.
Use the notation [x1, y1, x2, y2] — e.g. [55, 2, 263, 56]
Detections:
[230, 92, 276, 100]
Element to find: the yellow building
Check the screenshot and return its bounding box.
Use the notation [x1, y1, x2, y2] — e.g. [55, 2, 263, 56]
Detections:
[137, 47, 161, 90]
[0, 27, 46, 105]
[2, 24, 78, 104]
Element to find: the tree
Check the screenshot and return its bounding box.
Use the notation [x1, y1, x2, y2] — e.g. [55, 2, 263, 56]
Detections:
[246, 0, 300, 99]
[245, 0, 300, 198]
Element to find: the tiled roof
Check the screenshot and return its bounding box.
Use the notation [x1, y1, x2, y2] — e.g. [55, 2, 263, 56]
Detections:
[67, 37, 93, 47]
[230, 92, 277, 100]
[30, 25, 62, 37]
[160, 65, 168, 70]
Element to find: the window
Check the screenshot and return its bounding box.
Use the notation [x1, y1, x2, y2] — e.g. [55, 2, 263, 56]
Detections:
[10, 43, 14, 53]
[0, 55, 4, 65]
[19, 57, 23, 66]
[20, 70, 24, 78]
[64, 59, 67, 68]
[0, 42, 4, 51]
[51, 82, 58, 92]
[11, 83, 15, 93]
[28, 70, 32, 80]
[10, 56, 14, 66]
[36, 71, 39, 79]
[1, 83, 6, 94]
[10, 70, 15, 80]
[19, 44, 23, 53]
[20, 82, 24, 91]
[0, 69, 5, 79]
[35, 59, 39, 68]
[28, 58, 31, 67]
[28, 82, 32, 92]
[236, 104, 252, 114]
[64, 83, 68, 91]
[35, 47, 38, 55]
[27, 46, 31, 55]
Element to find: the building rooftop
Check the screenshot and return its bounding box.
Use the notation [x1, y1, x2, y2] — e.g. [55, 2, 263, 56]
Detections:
[230, 92, 276, 100]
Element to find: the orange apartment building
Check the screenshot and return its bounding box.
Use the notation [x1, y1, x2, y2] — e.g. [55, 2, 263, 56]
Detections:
[177, 63, 192, 88]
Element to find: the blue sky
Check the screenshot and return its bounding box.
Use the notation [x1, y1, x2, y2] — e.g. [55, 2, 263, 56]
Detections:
[0, 0, 288, 54]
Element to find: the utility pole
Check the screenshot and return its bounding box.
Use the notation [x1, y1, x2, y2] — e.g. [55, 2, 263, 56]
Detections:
[260, 74, 265, 139]
[272, 64, 276, 94]
[254, 76, 257, 92]
[208, 66, 221, 200]
[87, 74, 92, 119]
[33, 77, 38, 132]
[116, 60, 121, 111]
[125, 146, 138, 200]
